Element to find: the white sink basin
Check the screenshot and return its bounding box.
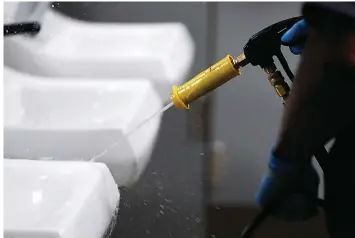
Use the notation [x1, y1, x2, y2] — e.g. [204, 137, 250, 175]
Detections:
[4, 2, 45, 24]
[4, 67, 164, 186]
[4, 159, 120, 238]
[4, 3, 195, 100]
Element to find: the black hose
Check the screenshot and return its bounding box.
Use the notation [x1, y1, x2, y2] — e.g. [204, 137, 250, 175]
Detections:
[276, 51, 295, 81]
[240, 197, 326, 238]
[240, 202, 278, 238]
[276, 49, 328, 172]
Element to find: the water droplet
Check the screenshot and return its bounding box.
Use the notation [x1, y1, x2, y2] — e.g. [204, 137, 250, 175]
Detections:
[164, 198, 172, 203]
[168, 207, 177, 213]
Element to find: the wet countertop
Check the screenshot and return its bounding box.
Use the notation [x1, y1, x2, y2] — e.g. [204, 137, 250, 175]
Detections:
[110, 108, 204, 238]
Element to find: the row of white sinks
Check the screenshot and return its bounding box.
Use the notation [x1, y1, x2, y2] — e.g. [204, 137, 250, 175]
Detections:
[4, 3, 194, 100]
[4, 67, 162, 186]
[4, 2, 194, 238]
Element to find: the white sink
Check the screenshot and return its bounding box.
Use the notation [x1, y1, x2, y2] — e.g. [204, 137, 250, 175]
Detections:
[4, 3, 195, 100]
[4, 2, 45, 24]
[4, 67, 164, 186]
[4, 159, 120, 238]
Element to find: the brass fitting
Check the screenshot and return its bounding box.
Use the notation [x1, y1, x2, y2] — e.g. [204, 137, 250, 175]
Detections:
[264, 65, 290, 101]
[236, 53, 246, 63]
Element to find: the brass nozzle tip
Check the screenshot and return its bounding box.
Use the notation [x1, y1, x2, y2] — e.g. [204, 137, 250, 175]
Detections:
[236, 53, 246, 63]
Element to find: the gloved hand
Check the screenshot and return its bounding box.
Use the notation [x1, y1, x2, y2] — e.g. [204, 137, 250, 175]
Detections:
[255, 149, 320, 221]
[281, 19, 309, 55]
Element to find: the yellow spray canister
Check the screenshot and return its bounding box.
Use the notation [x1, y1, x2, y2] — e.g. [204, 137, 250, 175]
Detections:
[170, 55, 241, 110]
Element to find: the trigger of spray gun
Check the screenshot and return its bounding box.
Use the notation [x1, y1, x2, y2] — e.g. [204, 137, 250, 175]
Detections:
[170, 54, 244, 110]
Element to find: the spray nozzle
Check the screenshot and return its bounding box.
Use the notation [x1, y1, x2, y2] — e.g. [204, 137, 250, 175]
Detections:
[169, 17, 305, 110]
[170, 55, 241, 110]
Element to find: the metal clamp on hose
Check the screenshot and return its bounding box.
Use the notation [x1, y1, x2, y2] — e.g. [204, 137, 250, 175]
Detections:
[264, 64, 291, 102]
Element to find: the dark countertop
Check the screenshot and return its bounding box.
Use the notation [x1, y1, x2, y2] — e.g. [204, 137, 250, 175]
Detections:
[111, 108, 204, 238]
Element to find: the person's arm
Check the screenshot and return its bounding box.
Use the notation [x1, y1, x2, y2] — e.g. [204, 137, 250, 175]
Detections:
[273, 4, 355, 164]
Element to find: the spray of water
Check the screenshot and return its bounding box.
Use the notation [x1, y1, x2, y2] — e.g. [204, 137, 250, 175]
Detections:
[89, 102, 174, 162]
[125, 102, 174, 136]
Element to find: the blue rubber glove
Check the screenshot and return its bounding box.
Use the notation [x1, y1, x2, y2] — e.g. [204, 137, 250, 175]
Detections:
[281, 19, 309, 55]
[255, 149, 320, 221]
